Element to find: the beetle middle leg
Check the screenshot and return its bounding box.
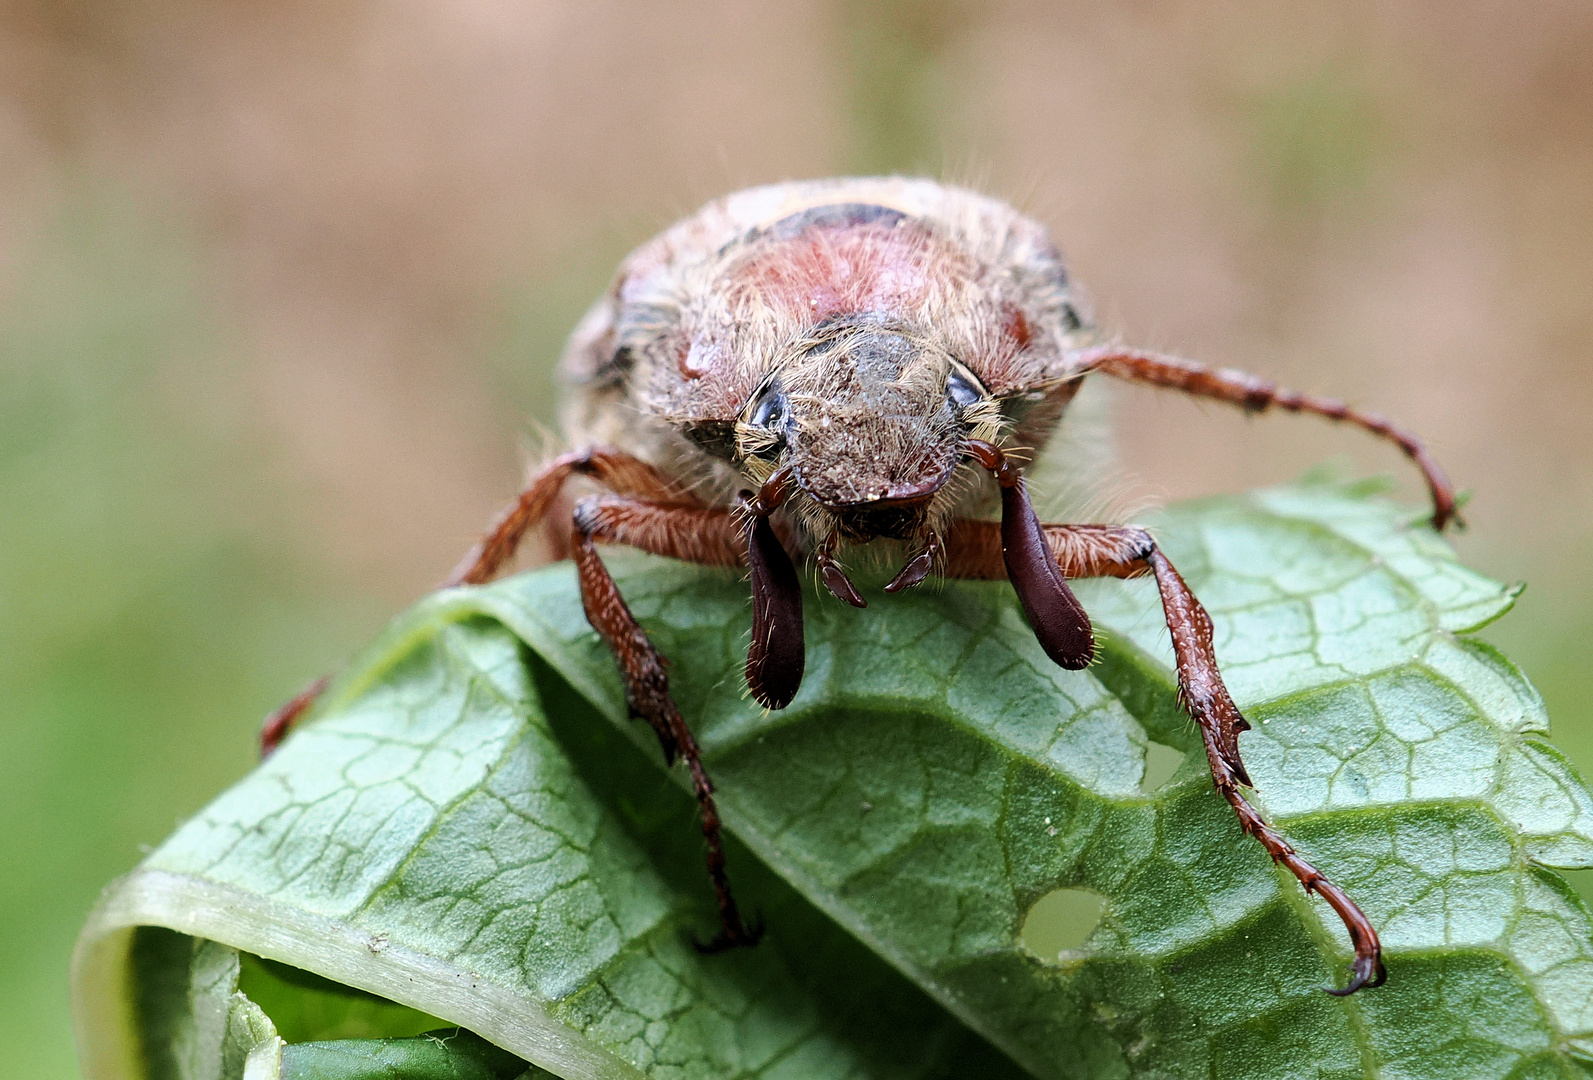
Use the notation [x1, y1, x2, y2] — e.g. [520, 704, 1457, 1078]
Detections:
[1075, 346, 1461, 530]
[942, 515, 1387, 995]
[446, 446, 700, 587]
[260, 446, 694, 756]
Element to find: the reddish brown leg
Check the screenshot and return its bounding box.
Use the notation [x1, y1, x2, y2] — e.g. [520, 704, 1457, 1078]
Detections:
[943, 516, 1387, 995]
[259, 676, 330, 758]
[446, 446, 698, 587]
[1075, 346, 1461, 530]
[570, 493, 761, 951]
[259, 446, 688, 756]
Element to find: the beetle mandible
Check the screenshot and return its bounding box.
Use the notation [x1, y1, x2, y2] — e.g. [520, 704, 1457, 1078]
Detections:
[266, 177, 1460, 994]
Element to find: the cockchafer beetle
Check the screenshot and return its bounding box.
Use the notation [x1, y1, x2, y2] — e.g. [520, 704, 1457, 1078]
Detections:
[265, 177, 1460, 994]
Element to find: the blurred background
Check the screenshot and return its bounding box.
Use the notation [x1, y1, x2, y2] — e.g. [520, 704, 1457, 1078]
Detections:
[3, 2, 1590, 1075]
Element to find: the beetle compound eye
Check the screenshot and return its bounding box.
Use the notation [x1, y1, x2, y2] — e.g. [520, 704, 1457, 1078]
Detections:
[946, 366, 986, 411]
[739, 381, 791, 461]
[750, 390, 786, 431]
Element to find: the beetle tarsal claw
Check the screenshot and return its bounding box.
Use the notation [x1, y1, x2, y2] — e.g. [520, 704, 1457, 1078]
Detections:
[692, 913, 766, 954]
[1325, 953, 1387, 996]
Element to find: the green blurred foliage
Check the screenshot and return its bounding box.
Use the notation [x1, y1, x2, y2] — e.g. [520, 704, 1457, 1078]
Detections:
[479, 236, 630, 437]
[0, 190, 388, 1079]
[835, 0, 974, 175]
[1248, 65, 1387, 215]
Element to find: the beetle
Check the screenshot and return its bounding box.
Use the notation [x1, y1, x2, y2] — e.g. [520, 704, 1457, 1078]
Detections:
[264, 177, 1459, 994]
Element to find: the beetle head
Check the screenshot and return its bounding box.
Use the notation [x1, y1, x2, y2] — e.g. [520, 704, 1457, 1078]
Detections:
[734, 315, 1004, 543]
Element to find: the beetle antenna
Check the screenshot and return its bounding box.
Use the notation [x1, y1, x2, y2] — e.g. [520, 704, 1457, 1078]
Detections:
[742, 467, 806, 709]
[964, 439, 1095, 669]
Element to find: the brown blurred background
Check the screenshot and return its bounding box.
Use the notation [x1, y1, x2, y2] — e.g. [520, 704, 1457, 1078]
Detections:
[3, 2, 1590, 1075]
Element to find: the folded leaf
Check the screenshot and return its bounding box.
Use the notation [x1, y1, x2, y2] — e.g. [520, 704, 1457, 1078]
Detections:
[75, 617, 1023, 1079]
[75, 479, 1593, 1080]
[473, 479, 1593, 1079]
[278, 1028, 541, 1080]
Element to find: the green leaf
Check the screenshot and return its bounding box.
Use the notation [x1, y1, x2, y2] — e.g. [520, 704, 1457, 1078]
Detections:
[76, 478, 1593, 1080]
[75, 605, 1021, 1079]
[235, 952, 451, 1044]
[278, 1029, 542, 1080]
[127, 927, 281, 1080]
[121, 928, 552, 1079]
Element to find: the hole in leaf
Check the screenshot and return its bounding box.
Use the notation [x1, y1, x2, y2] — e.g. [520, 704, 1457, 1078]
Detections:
[1561, 868, 1593, 913]
[1141, 740, 1186, 793]
[1019, 887, 1106, 961]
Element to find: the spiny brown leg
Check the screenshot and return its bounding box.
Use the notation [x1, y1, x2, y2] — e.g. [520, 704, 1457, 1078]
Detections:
[447, 446, 697, 587]
[571, 495, 747, 569]
[1075, 346, 1461, 530]
[943, 517, 1387, 995]
[259, 676, 329, 758]
[259, 446, 686, 757]
[570, 493, 760, 951]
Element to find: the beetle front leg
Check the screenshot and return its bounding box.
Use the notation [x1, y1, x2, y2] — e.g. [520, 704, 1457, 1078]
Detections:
[943, 517, 1387, 995]
[1140, 541, 1384, 994]
[570, 495, 762, 952]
